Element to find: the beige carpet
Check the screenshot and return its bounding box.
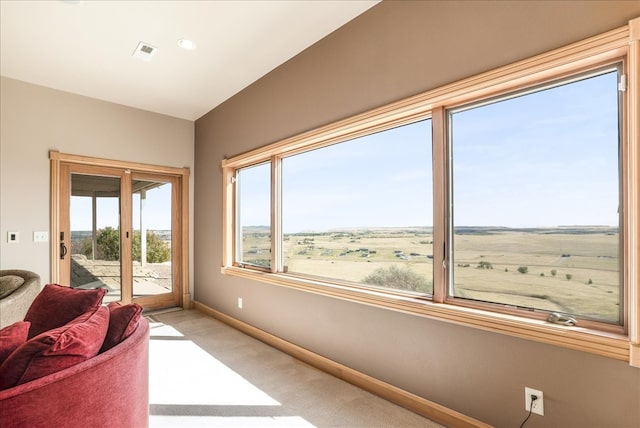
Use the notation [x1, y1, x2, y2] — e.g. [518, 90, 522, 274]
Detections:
[147, 309, 444, 428]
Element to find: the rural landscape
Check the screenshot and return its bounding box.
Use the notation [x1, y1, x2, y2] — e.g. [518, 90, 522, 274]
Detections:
[241, 226, 621, 324]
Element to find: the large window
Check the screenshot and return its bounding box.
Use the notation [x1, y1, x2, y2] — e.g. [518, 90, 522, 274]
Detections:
[449, 67, 622, 325]
[281, 120, 433, 295]
[234, 120, 433, 295]
[221, 21, 639, 365]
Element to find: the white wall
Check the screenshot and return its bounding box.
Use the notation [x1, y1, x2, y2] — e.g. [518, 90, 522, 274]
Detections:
[0, 77, 194, 290]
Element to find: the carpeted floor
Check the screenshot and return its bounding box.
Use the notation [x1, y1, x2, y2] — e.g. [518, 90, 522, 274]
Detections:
[146, 309, 444, 428]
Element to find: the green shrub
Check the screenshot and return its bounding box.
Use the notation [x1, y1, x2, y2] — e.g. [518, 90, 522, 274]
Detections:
[477, 261, 493, 269]
[80, 237, 93, 258]
[362, 265, 430, 292]
[132, 232, 141, 261]
[144, 231, 171, 263]
[517, 266, 528, 274]
[96, 226, 120, 261]
[79, 228, 170, 263]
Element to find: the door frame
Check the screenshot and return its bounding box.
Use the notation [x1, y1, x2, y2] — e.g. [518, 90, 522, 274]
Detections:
[50, 150, 191, 309]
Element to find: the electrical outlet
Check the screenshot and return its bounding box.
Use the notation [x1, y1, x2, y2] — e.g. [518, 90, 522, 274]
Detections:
[238, 297, 243, 309]
[525, 387, 544, 416]
[7, 231, 19, 243]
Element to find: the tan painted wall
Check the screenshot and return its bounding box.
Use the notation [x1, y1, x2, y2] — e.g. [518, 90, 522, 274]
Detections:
[0, 77, 194, 290]
[195, 1, 640, 427]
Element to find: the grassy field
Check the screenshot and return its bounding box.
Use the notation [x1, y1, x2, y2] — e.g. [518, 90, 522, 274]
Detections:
[241, 226, 621, 324]
[452, 227, 619, 322]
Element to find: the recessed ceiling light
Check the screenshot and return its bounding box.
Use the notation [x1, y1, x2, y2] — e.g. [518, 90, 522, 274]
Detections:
[177, 39, 197, 50]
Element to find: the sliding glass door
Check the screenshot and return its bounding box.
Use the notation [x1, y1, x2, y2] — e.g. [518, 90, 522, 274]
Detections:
[55, 155, 188, 310]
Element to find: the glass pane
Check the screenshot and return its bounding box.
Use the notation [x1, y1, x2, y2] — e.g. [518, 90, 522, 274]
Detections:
[132, 180, 173, 298]
[70, 174, 122, 303]
[450, 69, 621, 323]
[237, 163, 271, 268]
[282, 119, 433, 295]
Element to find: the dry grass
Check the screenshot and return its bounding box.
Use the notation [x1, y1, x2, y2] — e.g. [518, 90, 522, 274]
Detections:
[241, 227, 621, 323]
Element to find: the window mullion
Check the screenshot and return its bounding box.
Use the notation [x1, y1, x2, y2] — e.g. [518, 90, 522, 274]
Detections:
[272, 156, 282, 273]
[432, 106, 447, 303]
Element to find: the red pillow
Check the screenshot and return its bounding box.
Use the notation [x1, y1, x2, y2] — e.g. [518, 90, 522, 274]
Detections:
[100, 302, 143, 353]
[24, 284, 107, 339]
[0, 321, 31, 365]
[0, 306, 109, 390]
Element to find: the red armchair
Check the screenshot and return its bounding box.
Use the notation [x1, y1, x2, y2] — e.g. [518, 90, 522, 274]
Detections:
[0, 317, 149, 428]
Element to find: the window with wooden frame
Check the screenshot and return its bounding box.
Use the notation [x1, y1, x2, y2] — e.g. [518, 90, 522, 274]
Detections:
[447, 65, 624, 329]
[221, 18, 640, 366]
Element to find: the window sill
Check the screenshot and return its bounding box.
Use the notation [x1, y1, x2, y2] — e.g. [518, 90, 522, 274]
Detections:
[221, 265, 634, 364]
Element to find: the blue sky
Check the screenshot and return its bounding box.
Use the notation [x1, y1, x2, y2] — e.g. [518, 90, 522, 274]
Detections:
[71, 183, 172, 231]
[281, 119, 433, 232]
[238, 119, 432, 233]
[73, 68, 620, 233]
[451, 69, 619, 227]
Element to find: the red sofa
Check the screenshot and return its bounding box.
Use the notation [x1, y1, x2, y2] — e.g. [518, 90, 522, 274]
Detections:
[0, 283, 150, 428]
[0, 316, 149, 427]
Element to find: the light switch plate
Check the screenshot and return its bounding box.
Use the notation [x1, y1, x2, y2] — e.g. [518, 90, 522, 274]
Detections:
[34, 231, 49, 242]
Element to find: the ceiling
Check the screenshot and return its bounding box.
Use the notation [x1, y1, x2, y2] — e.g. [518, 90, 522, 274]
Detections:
[0, 0, 379, 121]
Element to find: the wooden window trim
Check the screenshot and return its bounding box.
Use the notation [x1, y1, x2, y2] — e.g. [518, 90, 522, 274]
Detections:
[221, 18, 640, 366]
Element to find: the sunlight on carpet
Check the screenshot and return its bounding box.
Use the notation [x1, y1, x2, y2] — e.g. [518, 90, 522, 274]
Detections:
[146, 313, 443, 428]
[149, 322, 280, 407]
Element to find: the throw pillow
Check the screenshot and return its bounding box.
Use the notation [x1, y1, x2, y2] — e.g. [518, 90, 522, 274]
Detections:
[0, 275, 25, 299]
[99, 302, 143, 353]
[0, 305, 109, 390]
[0, 321, 31, 365]
[24, 283, 107, 339]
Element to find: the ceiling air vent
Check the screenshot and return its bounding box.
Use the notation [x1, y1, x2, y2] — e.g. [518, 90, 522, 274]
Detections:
[132, 41, 158, 62]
